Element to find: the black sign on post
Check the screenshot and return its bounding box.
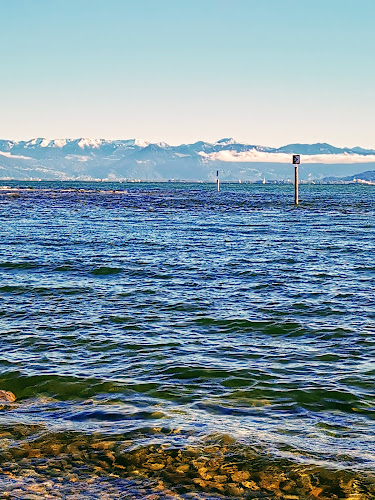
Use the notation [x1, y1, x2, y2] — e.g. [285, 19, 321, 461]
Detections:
[292, 155, 300, 165]
[292, 155, 300, 205]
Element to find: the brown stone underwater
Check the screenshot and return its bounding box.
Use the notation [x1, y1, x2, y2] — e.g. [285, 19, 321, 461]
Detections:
[0, 423, 374, 498]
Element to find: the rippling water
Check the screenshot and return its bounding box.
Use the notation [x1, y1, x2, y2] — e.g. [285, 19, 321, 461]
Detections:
[0, 181, 374, 498]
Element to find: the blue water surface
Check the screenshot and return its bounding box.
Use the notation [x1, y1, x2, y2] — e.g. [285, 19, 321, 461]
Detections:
[0, 181, 374, 473]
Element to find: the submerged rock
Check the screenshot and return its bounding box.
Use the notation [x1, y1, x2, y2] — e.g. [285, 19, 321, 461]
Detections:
[0, 430, 374, 498]
[0, 390, 16, 403]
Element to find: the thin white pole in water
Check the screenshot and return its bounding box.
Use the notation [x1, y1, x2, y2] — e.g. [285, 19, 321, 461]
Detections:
[216, 170, 220, 192]
[292, 155, 300, 205]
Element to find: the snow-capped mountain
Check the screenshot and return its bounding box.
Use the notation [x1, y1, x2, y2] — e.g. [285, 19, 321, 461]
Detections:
[1, 138, 375, 181]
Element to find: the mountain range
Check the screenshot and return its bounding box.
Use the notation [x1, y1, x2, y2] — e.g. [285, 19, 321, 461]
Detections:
[1, 138, 375, 182]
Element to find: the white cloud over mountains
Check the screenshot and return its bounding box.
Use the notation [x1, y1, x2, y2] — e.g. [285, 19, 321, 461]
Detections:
[198, 150, 375, 164]
[0, 151, 32, 160]
[1, 139, 374, 181]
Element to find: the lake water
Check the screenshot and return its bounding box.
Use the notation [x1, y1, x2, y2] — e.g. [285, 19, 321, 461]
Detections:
[0, 182, 374, 498]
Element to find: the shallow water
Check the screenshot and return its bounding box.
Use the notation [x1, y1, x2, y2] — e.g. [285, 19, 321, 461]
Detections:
[0, 181, 374, 498]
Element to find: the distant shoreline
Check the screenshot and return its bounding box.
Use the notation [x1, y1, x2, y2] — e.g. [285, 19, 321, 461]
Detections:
[1, 179, 375, 186]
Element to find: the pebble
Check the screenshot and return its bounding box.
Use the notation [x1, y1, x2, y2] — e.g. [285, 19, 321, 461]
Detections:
[0, 430, 373, 499]
[0, 390, 16, 403]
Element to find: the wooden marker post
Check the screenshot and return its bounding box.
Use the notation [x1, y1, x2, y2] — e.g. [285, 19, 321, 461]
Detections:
[292, 155, 300, 205]
[216, 170, 220, 192]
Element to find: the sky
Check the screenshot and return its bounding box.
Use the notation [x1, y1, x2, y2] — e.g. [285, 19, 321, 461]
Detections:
[1, 0, 375, 147]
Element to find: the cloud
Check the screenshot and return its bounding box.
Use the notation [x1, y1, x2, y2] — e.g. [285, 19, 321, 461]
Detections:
[198, 150, 375, 164]
[0, 151, 32, 160]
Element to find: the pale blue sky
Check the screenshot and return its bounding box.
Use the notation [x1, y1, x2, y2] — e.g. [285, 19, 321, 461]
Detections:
[1, 0, 374, 147]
